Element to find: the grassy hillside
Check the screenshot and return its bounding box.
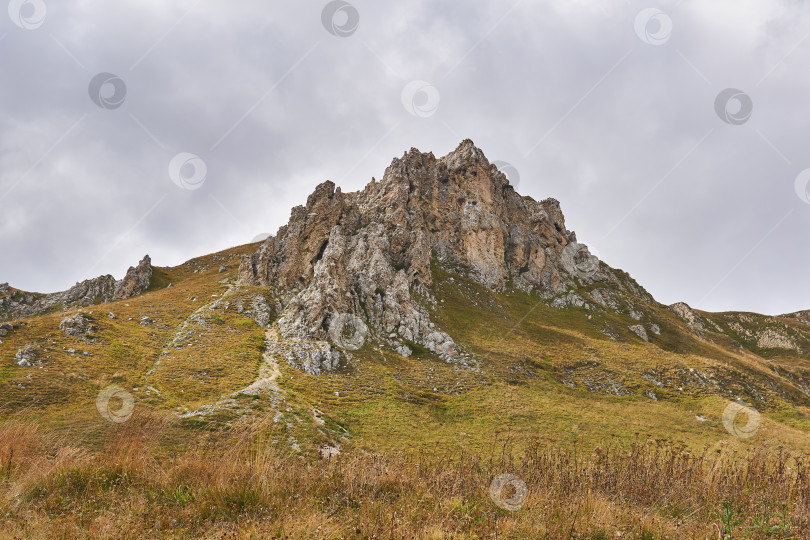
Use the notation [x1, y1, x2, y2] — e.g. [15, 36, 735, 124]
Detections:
[2, 242, 810, 537]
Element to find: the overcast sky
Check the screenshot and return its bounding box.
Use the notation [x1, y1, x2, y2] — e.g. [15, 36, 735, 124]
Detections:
[1, 0, 809, 316]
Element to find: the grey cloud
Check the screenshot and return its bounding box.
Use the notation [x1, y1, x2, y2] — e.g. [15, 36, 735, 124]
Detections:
[1, 0, 809, 315]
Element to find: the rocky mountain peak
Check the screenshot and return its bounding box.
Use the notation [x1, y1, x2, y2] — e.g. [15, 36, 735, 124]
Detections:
[376, 139, 512, 207]
[237, 140, 648, 372]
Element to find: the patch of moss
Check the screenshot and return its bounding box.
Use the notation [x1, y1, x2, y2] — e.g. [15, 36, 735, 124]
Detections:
[146, 267, 173, 293]
[403, 340, 427, 357]
[0, 364, 14, 383]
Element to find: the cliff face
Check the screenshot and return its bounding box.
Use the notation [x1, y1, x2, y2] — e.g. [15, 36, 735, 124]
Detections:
[237, 140, 644, 360]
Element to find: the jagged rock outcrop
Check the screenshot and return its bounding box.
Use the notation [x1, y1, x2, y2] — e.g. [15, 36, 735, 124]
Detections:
[238, 140, 650, 365]
[0, 255, 152, 320]
[271, 339, 340, 376]
[113, 255, 153, 301]
[757, 328, 798, 351]
[669, 302, 707, 335]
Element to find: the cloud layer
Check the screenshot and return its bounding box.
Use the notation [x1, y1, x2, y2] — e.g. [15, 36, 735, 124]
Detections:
[1, 0, 809, 315]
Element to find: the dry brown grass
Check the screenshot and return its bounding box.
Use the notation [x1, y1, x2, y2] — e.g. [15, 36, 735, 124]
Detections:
[0, 415, 807, 539]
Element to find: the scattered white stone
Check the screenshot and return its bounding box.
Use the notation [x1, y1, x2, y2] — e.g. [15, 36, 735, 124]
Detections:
[319, 444, 341, 459]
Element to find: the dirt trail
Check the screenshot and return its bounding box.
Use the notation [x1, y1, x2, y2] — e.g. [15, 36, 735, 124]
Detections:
[238, 327, 282, 395]
[178, 326, 284, 418]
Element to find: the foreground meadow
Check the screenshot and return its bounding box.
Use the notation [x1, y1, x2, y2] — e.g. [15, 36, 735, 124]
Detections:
[0, 413, 807, 539]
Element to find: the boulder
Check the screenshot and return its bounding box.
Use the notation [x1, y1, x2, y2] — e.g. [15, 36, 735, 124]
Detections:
[628, 325, 648, 342]
[59, 313, 98, 337]
[14, 346, 38, 367]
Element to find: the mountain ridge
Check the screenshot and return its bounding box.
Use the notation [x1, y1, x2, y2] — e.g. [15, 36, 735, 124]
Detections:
[3, 140, 810, 426]
[2, 140, 810, 372]
[0, 254, 154, 320]
[2, 139, 805, 323]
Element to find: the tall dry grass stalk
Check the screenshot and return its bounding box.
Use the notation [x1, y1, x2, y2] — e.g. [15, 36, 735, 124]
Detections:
[0, 416, 807, 538]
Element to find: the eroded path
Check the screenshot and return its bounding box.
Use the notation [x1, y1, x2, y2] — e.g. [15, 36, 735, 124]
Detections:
[174, 323, 342, 457]
[178, 324, 285, 418]
[237, 327, 282, 396]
